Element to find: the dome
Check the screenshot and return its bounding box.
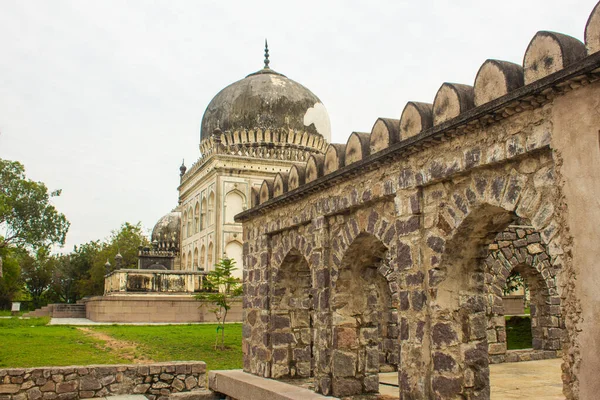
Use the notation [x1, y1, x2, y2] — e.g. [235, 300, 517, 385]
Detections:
[151, 211, 181, 253]
[200, 67, 331, 143]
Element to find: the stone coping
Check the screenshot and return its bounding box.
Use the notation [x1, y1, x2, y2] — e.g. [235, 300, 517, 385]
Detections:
[208, 370, 330, 400]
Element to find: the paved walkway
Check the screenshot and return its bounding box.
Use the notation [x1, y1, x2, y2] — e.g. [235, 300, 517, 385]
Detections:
[379, 358, 564, 399]
[47, 318, 238, 325]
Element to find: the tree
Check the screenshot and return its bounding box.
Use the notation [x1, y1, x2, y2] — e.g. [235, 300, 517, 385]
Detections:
[0, 158, 70, 276]
[195, 257, 243, 350]
[21, 247, 57, 308]
[0, 159, 70, 250]
[0, 247, 24, 309]
[80, 222, 149, 297]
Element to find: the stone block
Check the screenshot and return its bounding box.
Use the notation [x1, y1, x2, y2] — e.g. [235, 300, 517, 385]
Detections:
[40, 382, 55, 392]
[0, 384, 19, 394]
[80, 376, 102, 391]
[26, 388, 42, 400]
[332, 351, 356, 377]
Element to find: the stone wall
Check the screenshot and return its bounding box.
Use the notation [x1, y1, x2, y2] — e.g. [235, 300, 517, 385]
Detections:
[0, 362, 207, 400]
[236, 3, 600, 398]
[85, 295, 242, 323]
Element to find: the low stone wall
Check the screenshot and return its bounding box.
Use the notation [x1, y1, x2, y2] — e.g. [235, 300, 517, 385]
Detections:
[0, 362, 207, 400]
[85, 295, 242, 323]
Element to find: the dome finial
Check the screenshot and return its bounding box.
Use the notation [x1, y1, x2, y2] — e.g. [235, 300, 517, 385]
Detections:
[264, 39, 270, 69]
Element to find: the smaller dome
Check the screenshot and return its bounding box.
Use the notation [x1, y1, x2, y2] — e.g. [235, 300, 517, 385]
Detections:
[151, 211, 181, 253]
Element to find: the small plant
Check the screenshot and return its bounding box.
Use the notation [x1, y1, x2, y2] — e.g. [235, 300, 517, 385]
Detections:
[195, 257, 242, 350]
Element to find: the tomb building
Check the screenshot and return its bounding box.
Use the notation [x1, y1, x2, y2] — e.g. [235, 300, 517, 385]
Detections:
[176, 41, 330, 279]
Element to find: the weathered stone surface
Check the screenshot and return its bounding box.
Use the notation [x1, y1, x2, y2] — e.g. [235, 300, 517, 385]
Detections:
[0, 385, 19, 394]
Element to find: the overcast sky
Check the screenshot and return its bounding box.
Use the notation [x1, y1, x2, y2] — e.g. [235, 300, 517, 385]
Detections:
[1, 0, 597, 252]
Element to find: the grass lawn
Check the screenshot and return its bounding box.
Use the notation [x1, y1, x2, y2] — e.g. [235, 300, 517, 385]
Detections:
[91, 324, 243, 370]
[0, 317, 243, 370]
[0, 318, 128, 368]
[506, 316, 533, 350]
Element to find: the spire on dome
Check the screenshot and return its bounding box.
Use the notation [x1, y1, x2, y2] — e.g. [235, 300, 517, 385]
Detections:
[264, 39, 270, 69]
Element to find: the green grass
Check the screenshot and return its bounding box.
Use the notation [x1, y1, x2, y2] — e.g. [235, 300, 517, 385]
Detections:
[506, 316, 533, 350]
[0, 318, 128, 368]
[91, 324, 243, 370]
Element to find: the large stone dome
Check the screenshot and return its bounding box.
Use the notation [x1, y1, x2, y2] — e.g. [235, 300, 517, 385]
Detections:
[151, 211, 181, 253]
[200, 68, 331, 143]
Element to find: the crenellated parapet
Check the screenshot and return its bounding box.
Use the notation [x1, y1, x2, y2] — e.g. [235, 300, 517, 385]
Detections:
[244, 3, 600, 209]
[181, 127, 327, 183]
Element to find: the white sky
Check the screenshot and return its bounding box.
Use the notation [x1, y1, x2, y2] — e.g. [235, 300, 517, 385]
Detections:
[1, 0, 597, 252]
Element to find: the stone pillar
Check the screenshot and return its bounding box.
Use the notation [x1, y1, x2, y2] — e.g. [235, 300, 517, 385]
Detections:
[242, 227, 272, 377]
[310, 216, 333, 395]
[394, 186, 430, 399]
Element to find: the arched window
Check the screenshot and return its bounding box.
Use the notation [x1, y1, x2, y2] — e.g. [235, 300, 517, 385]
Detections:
[201, 197, 207, 230]
[187, 207, 193, 238]
[207, 242, 214, 270]
[225, 190, 245, 224]
[187, 251, 192, 270]
[194, 202, 200, 233]
[182, 211, 188, 238]
[193, 247, 199, 270]
[208, 191, 215, 226]
[200, 245, 206, 271]
[225, 240, 243, 280]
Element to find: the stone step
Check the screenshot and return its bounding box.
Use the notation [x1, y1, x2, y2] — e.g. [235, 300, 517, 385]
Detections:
[209, 370, 329, 400]
[101, 395, 148, 400]
[169, 389, 219, 400]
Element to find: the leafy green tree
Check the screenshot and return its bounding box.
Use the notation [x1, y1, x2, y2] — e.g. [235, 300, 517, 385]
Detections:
[0, 158, 70, 250]
[0, 158, 70, 278]
[80, 222, 149, 296]
[21, 248, 57, 308]
[0, 247, 24, 309]
[195, 257, 243, 350]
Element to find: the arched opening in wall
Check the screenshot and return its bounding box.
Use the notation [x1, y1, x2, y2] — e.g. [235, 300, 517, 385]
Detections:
[484, 226, 564, 364]
[194, 202, 200, 234]
[207, 242, 214, 270]
[270, 248, 313, 379]
[208, 192, 215, 226]
[225, 190, 245, 224]
[200, 245, 206, 271]
[433, 205, 565, 399]
[224, 240, 243, 280]
[201, 197, 207, 230]
[331, 232, 396, 397]
[187, 250, 192, 270]
[187, 207, 193, 238]
[182, 211, 188, 238]
[193, 247, 199, 270]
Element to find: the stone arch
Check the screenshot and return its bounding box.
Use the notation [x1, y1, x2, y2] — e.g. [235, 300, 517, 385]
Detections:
[485, 229, 563, 362]
[194, 202, 200, 234]
[187, 206, 193, 238]
[201, 196, 207, 230]
[225, 189, 246, 224]
[270, 247, 313, 379]
[187, 250, 192, 270]
[200, 244, 206, 271]
[193, 247, 199, 270]
[208, 191, 215, 226]
[207, 242, 214, 270]
[181, 211, 188, 239]
[330, 229, 398, 397]
[225, 240, 243, 280]
[425, 173, 566, 400]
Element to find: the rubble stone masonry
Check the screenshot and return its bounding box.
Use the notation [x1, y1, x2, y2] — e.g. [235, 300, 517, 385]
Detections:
[0, 362, 207, 400]
[236, 3, 600, 398]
